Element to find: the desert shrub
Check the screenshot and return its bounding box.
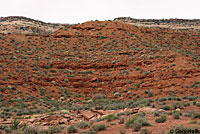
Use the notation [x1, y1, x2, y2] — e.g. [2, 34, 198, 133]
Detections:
[189, 120, 197, 124]
[120, 129, 126, 134]
[148, 91, 154, 97]
[67, 125, 78, 134]
[93, 93, 105, 101]
[132, 121, 142, 131]
[136, 67, 140, 71]
[119, 117, 125, 124]
[188, 96, 197, 101]
[50, 69, 56, 73]
[183, 111, 192, 117]
[148, 55, 153, 59]
[151, 104, 155, 108]
[193, 101, 197, 105]
[172, 112, 180, 119]
[160, 105, 170, 110]
[60, 109, 70, 115]
[76, 121, 89, 129]
[125, 118, 135, 128]
[10, 125, 63, 134]
[64, 79, 69, 83]
[0, 125, 6, 130]
[80, 130, 96, 134]
[104, 114, 118, 122]
[183, 102, 190, 107]
[0, 87, 6, 92]
[18, 126, 41, 134]
[48, 125, 65, 134]
[172, 97, 182, 101]
[153, 111, 160, 117]
[160, 102, 166, 105]
[125, 116, 151, 131]
[155, 115, 166, 123]
[172, 102, 183, 109]
[158, 98, 167, 102]
[144, 72, 150, 75]
[114, 92, 121, 98]
[195, 102, 200, 107]
[140, 128, 151, 134]
[92, 124, 106, 132]
[10, 119, 20, 130]
[3, 126, 11, 133]
[191, 112, 200, 119]
[136, 112, 146, 117]
[182, 96, 188, 99]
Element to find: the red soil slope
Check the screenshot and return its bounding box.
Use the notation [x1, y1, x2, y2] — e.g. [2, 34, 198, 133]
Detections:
[0, 20, 199, 101]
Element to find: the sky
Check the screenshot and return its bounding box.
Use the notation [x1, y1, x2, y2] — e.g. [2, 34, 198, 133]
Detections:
[1, 0, 200, 24]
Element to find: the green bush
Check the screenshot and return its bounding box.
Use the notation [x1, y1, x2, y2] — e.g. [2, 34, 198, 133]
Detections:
[144, 72, 150, 75]
[132, 121, 142, 131]
[67, 125, 78, 134]
[183, 112, 192, 117]
[114, 92, 121, 98]
[120, 129, 126, 134]
[104, 114, 118, 122]
[92, 124, 106, 132]
[160, 105, 170, 110]
[7, 125, 65, 134]
[18, 126, 41, 134]
[148, 92, 154, 97]
[80, 130, 96, 134]
[140, 128, 151, 134]
[50, 69, 56, 73]
[172, 112, 180, 119]
[76, 121, 89, 129]
[93, 93, 105, 101]
[195, 102, 200, 107]
[125, 116, 151, 131]
[189, 120, 197, 124]
[48, 125, 65, 133]
[183, 102, 190, 107]
[155, 115, 166, 123]
[191, 112, 200, 119]
[136, 112, 146, 117]
[64, 79, 69, 83]
[172, 102, 183, 109]
[10, 119, 20, 130]
[119, 117, 125, 124]
[153, 111, 160, 117]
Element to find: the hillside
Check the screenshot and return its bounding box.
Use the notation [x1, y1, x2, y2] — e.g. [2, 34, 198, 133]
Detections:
[0, 20, 199, 133]
[0, 16, 73, 34]
[114, 17, 200, 30]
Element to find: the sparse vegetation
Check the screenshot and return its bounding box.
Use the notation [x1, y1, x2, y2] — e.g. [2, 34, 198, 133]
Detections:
[155, 115, 167, 123]
[125, 115, 151, 131]
[0, 17, 199, 134]
[67, 125, 78, 134]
